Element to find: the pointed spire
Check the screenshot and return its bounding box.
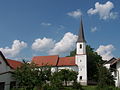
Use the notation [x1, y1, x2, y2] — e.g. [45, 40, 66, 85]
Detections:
[77, 18, 86, 42]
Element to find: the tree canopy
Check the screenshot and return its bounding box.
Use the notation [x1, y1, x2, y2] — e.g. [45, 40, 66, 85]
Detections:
[67, 45, 104, 82]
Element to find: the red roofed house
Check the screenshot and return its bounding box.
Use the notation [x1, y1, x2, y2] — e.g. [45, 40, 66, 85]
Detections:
[32, 19, 87, 85]
[0, 51, 22, 90]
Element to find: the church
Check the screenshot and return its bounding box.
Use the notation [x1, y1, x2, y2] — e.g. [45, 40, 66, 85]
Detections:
[0, 19, 87, 90]
[32, 19, 87, 85]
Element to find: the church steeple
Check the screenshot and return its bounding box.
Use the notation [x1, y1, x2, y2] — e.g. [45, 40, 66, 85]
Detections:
[75, 18, 87, 85]
[77, 19, 86, 42]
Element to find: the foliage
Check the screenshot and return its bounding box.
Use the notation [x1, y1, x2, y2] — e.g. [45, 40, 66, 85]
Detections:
[97, 65, 115, 89]
[13, 62, 81, 90]
[72, 81, 83, 90]
[58, 69, 78, 86]
[12, 61, 51, 90]
[67, 45, 104, 82]
[50, 71, 63, 90]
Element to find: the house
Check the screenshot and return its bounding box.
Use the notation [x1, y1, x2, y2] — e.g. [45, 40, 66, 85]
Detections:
[0, 51, 22, 90]
[32, 19, 87, 85]
[104, 57, 120, 87]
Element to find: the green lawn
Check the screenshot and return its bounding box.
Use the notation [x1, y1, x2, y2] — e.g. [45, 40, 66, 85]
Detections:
[82, 86, 120, 90]
[82, 86, 96, 90]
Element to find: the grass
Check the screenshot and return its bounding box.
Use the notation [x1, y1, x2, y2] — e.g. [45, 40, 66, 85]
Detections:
[82, 86, 96, 90]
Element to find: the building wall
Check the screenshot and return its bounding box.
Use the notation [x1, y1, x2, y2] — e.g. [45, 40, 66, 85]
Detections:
[75, 55, 87, 85]
[58, 66, 78, 72]
[104, 64, 110, 69]
[0, 73, 15, 90]
[76, 43, 86, 55]
[116, 61, 120, 87]
[0, 56, 10, 73]
[0, 55, 14, 90]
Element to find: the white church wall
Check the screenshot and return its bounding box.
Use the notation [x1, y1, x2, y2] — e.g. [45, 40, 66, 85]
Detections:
[76, 43, 86, 55]
[75, 55, 87, 85]
[51, 67, 58, 73]
[58, 66, 78, 72]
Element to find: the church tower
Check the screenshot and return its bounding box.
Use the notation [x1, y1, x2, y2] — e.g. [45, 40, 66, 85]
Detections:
[75, 19, 87, 85]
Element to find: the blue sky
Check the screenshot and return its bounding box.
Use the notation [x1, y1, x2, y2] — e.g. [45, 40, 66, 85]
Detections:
[0, 0, 120, 61]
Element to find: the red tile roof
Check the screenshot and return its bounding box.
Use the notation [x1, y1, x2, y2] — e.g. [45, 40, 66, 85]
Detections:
[32, 55, 76, 67]
[7, 59, 22, 69]
[32, 55, 59, 66]
[58, 57, 76, 66]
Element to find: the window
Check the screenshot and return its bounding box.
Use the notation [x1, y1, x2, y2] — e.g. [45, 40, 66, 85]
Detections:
[80, 76, 82, 80]
[10, 81, 16, 89]
[80, 44, 82, 49]
[0, 82, 5, 90]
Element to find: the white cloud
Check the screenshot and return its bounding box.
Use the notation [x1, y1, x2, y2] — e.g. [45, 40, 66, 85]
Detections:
[0, 40, 27, 58]
[91, 27, 97, 32]
[41, 22, 52, 26]
[67, 9, 82, 18]
[96, 44, 115, 60]
[32, 37, 55, 51]
[48, 32, 77, 55]
[87, 1, 118, 20]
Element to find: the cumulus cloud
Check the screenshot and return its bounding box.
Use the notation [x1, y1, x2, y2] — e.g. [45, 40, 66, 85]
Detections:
[48, 32, 77, 55]
[0, 40, 27, 58]
[87, 1, 118, 20]
[32, 37, 55, 51]
[41, 22, 52, 26]
[67, 9, 82, 18]
[91, 27, 97, 32]
[96, 44, 115, 60]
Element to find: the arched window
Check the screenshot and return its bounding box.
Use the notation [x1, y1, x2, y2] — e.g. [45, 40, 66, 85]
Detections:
[80, 44, 82, 49]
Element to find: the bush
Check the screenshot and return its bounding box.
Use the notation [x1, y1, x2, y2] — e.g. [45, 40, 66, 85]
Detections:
[72, 82, 83, 90]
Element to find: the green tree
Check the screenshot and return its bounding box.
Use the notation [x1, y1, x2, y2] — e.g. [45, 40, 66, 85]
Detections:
[59, 69, 78, 86]
[97, 65, 115, 89]
[12, 61, 51, 90]
[49, 69, 79, 90]
[67, 45, 104, 82]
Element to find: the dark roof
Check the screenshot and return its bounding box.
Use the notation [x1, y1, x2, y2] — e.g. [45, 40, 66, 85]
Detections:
[77, 18, 86, 42]
[32, 55, 76, 66]
[104, 57, 117, 64]
[104, 57, 120, 66]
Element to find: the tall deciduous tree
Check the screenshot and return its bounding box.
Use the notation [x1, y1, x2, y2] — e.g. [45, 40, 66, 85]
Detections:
[67, 45, 104, 82]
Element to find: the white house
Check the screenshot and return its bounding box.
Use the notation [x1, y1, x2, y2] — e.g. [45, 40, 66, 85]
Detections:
[32, 19, 87, 85]
[104, 57, 120, 87]
[0, 51, 22, 90]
